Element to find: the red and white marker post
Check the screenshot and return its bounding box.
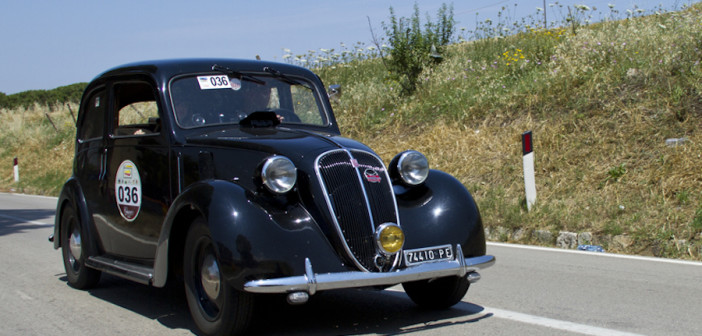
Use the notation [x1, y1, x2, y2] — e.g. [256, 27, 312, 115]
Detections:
[522, 131, 537, 211]
[13, 157, 19, 183]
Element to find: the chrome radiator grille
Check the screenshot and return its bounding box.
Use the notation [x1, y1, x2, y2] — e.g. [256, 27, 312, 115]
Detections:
[316, 150, 400, 272]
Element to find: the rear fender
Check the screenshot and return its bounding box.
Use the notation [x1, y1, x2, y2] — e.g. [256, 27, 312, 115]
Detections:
[54, 177, 102, 257]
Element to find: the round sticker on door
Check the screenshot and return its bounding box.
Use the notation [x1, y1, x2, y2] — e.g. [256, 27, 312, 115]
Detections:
[115, 160, 142, 221]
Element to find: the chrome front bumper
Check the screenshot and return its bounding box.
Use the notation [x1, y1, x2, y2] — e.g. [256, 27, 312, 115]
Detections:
[244, 244, 495, 295]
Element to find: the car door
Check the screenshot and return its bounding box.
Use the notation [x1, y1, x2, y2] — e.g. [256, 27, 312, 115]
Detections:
[74, 86, 111, 251]
[99, 79, 171, 261]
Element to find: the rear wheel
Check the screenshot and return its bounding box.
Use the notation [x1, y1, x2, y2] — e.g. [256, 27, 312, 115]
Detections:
[402, 276, 470, 309]
[61, 206, 100, 289]
[184, 218, 253, 336]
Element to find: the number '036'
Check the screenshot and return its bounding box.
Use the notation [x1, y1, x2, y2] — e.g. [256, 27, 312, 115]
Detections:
[118, 186, 139, 204]
[210, 76, 229, 87]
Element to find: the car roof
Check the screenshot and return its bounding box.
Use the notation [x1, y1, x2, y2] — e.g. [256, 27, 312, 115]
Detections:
[91, 58, 320, 86]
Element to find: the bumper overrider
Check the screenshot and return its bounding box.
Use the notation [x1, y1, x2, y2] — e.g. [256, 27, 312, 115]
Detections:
[244, 244, 495, 300]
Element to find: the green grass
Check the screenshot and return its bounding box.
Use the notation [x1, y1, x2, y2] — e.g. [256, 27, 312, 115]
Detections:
[1, 2, 701, 259]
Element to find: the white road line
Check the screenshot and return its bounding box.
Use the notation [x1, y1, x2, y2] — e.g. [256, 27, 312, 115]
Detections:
[0, 192, 57, 200]
[386, 288, 642, 336]
[485, 306, 644, 336]
[0, 213, 53, 227]
[487, 241, 702, 266]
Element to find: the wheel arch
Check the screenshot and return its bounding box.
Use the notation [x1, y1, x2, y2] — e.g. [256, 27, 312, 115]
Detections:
[54, 178, 100, 257]
[396, 169, 486, 257]
[152, 180, 248, 288]
[155, 201, 201, 287]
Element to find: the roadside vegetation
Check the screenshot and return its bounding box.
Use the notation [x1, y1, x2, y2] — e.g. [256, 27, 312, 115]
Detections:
[1, 2, 700, 259]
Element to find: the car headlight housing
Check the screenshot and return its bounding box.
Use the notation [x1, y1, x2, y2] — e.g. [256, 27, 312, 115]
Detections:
[261, 156, 297, 194]
[392, 150, 429, 186]
[375, 223, 405, 255]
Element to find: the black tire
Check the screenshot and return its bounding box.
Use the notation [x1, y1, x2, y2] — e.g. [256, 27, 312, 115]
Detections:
[402, 276, 470, 309]
[184, 218, 254, 336]
[61, 206, 100, 289]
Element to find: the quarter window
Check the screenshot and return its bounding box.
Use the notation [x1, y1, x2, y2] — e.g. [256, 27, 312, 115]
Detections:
[78, 88, 106, 141]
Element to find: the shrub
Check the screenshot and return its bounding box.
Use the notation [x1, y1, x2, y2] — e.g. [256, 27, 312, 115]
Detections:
[381, 3, 455, 95]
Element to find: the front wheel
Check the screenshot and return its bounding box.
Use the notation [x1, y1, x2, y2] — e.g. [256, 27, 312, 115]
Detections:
[60, 206, 100, 289]
[402, 276, 470, 309]
[184, 218, 254, 336]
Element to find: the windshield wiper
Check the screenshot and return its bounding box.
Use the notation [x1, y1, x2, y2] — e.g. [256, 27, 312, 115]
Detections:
[212, 64, 265, 85]
[263, 67, 312, 90]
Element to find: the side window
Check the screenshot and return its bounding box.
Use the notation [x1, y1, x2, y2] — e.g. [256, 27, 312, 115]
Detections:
[78, 88, 106, 141]
[113, 82, 160, 136]
[291, 86, 323, 125]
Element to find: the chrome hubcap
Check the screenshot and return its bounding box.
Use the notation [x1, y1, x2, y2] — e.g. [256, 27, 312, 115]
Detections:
[200, 254, 221, 301]
[69, 227, 82, 262]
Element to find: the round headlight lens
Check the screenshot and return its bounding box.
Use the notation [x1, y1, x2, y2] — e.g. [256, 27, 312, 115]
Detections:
[262, 156, 297, 194]
[376, 223, 405, 255]
[397, 150, 429, 185]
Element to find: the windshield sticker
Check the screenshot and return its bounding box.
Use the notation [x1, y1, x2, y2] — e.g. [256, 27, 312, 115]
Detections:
[115, 160, 142, 222]
[197, 75, 232, 90]
[230, 78, 242, 91]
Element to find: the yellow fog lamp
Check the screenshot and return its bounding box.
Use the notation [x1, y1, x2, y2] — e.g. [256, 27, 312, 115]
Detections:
[376, 223, 405, 255]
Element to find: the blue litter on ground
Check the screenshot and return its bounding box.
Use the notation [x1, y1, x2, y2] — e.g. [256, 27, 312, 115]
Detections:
[577, 245, 605, 252]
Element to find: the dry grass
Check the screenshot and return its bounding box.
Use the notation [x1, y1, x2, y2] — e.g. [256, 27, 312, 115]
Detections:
[0, 104, 75, 195]
[352, 108, 701, 258]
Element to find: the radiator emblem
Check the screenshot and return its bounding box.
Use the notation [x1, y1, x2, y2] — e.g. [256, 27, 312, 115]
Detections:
[364, 169, 382, 183]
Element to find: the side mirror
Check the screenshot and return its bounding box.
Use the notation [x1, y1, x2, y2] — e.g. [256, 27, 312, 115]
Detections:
[328, 84, 341, 102]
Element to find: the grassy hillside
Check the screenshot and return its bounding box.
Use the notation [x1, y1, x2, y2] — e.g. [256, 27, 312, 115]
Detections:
[1, 3, 700, 259]
[318, 3, 702, 259]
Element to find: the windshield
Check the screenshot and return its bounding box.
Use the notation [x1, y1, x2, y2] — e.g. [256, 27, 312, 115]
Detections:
[169, 73, 327, 128]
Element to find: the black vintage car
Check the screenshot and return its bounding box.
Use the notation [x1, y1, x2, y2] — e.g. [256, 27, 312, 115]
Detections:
[51, 59, 494, 335]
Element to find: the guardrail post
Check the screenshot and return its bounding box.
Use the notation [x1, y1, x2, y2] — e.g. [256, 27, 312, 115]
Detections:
[522, 131, 537, 211]
[13, 157, 19, 183]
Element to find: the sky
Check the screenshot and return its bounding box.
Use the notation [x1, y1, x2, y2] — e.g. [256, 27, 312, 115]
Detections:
[0, 0, 689, 95]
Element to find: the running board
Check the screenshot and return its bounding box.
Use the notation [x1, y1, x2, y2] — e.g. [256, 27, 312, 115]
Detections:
[86, 256, 154, 285]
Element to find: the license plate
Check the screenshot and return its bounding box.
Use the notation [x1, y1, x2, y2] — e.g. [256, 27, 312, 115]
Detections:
[404, 244, 453, 266]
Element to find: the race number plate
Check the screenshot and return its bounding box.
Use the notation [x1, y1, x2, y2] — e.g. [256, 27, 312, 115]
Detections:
[197, 75, 232, 90]
[404, 244, 453, 266]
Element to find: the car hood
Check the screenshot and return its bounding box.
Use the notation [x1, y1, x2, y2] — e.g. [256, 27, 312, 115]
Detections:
[184, 126, 375, 162]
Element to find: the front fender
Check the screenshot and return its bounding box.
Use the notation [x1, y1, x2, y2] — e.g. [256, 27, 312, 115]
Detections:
[154, 180, 346, 289]
[396, 170, 486, 257]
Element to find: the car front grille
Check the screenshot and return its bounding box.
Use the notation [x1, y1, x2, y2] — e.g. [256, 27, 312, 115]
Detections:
[316, 150, 400, 272]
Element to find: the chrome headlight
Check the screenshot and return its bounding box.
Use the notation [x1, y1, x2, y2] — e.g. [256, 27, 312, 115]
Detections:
[394, 150, 429, 185]
[261, 156, 297, 194]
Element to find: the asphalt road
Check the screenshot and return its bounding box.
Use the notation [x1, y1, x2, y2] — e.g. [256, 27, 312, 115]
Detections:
[1, 192, 701, 335]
